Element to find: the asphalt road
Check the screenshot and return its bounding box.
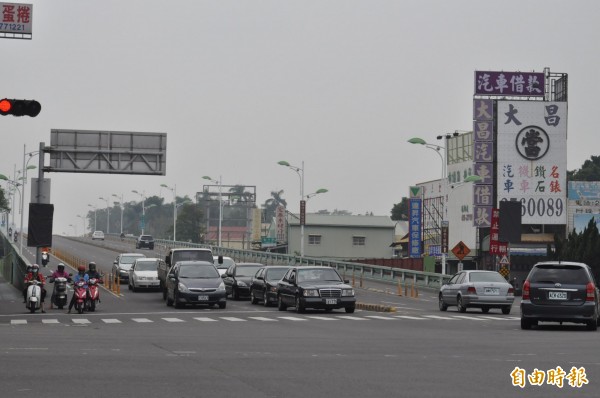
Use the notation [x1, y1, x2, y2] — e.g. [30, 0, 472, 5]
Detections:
[1, 236, 598, 397]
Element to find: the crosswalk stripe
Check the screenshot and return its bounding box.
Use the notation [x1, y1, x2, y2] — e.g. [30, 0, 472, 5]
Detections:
[162, 318, 185, 323]
[102, 319, 122, 324]
[305, 316, 338, 321]
[423, 315, 457, 320]
[42, 319, 60, 324]
[365, 316, 396, 320]
[476, 316, 514, 321]
[394, 316, 429, 320]
[277, 316, 307, 321]
[336, 316, 368, 320]
[451, 315, 488, 321]
[194, 317, 217, 322]
[11, 319, 27, 325]
[132, 318, 153, 323]
[248, 317, 277, 322]
[72, 318, 90, 324]
[220, 317, 246, 322]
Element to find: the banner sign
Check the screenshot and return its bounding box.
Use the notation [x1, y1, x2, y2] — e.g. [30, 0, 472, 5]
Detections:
[475, 71, 545, 97]
[473, 98, 494, 227]
[409, 186, 422, 258]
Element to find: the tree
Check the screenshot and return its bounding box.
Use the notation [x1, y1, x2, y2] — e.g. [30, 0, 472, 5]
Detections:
[176, 203, 204, 243]
[553, 218, 600, 281]
[262, 190, 287, 222]
[0, 187, 9, 212]
[568, 155, 600, 181]
[391, 197, 409, 221]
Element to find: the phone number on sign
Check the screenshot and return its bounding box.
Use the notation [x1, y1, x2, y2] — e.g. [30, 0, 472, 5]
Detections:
[0, 23, 28, 32]
[500, 197, 564, 218]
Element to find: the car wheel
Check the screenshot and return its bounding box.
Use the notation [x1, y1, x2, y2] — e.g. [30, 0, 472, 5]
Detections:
[263, 291, 270, 307]
[128, 282, 132, 291]
[250, 290, 258, 305]
[521, 318, 531, 330]
[345, 306, 355, 314]
[277, 295, 287, 311]
[295, 296, 305, 313]
[501, 306, 511, 315]
[481, 306, 490, 314]
[457, 296, 467, 313]
[586, 318, 598, 331]
[174, 291, 182, 309]
[166, 290, 174, 307]
[218, 301, 226, 309]
[162, 283, 167, 301]
[438, 294, 448, 311]
[132, 281, 137, 293]
[233, 287, 240, 301]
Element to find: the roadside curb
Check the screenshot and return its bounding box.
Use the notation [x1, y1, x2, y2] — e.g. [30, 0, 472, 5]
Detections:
[356, 302, 397, 313]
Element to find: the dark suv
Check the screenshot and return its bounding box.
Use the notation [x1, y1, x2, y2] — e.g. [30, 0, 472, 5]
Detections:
[136, 234, 155, 250]
[521, 261, 600, 331]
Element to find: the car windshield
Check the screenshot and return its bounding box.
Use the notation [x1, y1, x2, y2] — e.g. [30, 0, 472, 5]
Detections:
[468, 272, 507, 283]
[179, 265, 219, 278]
[265, 268, 288, 281]
[135, 260, 158, 271]
[529, 265, 589, 284]
[122, 255, 143, 264]
[297, 268, 341, 283]
[140, 235, 153, 241]
[236, 265, 262, 277]
[173, 250, 213, 264]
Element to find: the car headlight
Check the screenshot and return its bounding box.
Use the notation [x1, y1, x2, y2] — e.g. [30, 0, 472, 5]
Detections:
[342, 289, 355, 297]
[217, 282, 225, 291]
[303, 289, 319, 297]
[178, 282, 190, 293]
[236, 281, 247, 287]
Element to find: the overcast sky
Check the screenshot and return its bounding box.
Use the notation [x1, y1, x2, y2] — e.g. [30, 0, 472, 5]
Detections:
[1, 0, 599, 236]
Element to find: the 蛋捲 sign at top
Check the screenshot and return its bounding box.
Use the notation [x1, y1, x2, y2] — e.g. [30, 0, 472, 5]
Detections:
[0, 2, 32, 38]
[475, 71, 545, 97]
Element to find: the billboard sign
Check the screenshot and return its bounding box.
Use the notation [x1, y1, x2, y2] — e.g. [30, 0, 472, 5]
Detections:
[475, 71, 545, 97]
[0, 2, 32, 37]
[496, 101, 567, 224]
[409, 186, 422, 258]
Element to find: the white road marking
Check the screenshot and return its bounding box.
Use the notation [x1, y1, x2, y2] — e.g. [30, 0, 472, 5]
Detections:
[132, 318, 153, 323]
[42, 319, 60, 324]
[394, 316, 428, 320]
[248, 317, 277, 321]
[423, 315, 457, 320]
[72, 318, 90, 324]
[102, 319, 122, 324]
[11, 319, 27, 325]
[335, 316, 368, 320]
[277, 316, 307, 321]
[305, 316, 338, 321]
[194, 317, 217, 322]
[220, 317, 246, 322]
[451, 315, 488, 321]
[162, 318, 185, 323]
[477, 316, 514, 321]
[365, 315, 396, 320]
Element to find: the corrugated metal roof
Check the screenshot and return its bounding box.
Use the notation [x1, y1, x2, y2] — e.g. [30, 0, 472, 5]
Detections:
[287, 214, 395, 228]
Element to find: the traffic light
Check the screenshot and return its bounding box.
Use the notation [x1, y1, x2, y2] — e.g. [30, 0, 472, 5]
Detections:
[0, 98, 41, 117]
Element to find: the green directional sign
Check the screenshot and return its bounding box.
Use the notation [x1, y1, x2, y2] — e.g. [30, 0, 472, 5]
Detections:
[409, 186, 422, 199]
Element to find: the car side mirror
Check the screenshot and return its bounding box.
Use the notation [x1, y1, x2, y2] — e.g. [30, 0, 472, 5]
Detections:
[113, 261, 117, 265]
[165, 255, 171, 266]
[344, 279, 350, 284]
[218, 255, 223, 265]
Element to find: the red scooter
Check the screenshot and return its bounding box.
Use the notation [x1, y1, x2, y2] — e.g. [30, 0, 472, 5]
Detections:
[73, 280, 88, 314]
[86, 278, 102, 312]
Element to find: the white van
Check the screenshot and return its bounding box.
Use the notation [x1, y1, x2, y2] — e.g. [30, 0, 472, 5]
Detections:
[92, 231, 105, 240]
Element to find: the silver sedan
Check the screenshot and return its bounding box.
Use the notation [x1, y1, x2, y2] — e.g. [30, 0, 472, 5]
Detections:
[439, 270, 515, 314]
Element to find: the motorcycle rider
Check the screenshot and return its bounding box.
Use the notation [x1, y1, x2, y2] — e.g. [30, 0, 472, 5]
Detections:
[24, 264, 47, 313]
[22, 265, 33, 303]
[85, 262, 103, 281]
[49, 263, 71, 309]
[68, 265, 89, 314]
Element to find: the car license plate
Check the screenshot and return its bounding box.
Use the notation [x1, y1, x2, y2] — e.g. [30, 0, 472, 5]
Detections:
[325, 298, 337, 305]
[484, 287, 499, 295]
[198, 295, 209, 301]
[549, 291, 567, 300]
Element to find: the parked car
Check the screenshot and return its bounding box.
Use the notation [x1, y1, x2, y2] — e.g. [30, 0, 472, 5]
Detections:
[113, 253, 146, 282]
[165, 260, 226, 309]
[128, 258, 162, 291]
[92, 231, 105, 240]
[213, 255, 236, 276]
[521, 261, 600, 330]
[136, 234, 155, 250]
[438, 270, 514, 314]
[250, 266, 290, 306]
[221, 262, 264, 300]
[277, 266, 356, 313]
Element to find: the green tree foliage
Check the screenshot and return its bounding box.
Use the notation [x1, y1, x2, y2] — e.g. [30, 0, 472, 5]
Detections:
[176, 203, 204, 243]
[568, 155, 600, 181]
[553, 218, 600, 281]
[262, 190, 287, 222]
[0, 187, 9, 212]
[391, 197, 409, 221]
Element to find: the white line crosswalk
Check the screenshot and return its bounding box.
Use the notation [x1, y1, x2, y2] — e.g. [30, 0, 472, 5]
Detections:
[3, 312, 522, 326]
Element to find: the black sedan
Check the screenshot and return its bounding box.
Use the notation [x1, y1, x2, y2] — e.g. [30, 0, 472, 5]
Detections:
[277, 266, 356, 313]
[222, 262, 264, 300]
[165, 261, 226, 309]
[250, 266, 290, 307]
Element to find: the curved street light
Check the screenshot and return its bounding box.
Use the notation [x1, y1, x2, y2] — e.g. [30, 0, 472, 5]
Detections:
[160, 183, 177, 241]
[112, 193, 124, 235]
[132, 190, 147, 235]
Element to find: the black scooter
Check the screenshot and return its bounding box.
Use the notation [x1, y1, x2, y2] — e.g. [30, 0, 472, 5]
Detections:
[48, 273, 72, 310]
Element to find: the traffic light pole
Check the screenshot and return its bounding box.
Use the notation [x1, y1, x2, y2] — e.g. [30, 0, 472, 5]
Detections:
[34, 142, 45, 265]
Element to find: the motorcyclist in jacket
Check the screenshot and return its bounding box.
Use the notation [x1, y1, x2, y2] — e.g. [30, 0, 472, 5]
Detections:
[22, 265, 33, 303]
[85, 262, 103, 281]
[68, 265, 89, 314]
[49, 263, 71, 309]
[24, 264, 47, 313]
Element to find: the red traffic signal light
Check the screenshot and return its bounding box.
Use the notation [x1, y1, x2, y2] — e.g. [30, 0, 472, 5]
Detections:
[0, 98, 41, 117]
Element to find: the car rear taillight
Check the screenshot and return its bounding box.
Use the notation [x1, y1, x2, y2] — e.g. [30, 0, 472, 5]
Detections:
[467, 286, 476, 295]
[507, 287, 514, 296]
[586, 282, 596, 302]
[522, 280, 530, 300]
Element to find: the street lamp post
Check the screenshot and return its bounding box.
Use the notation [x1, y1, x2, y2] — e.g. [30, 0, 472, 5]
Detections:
[112, 193, 124, 235]
[99, 196, 110, 234]
[202, 176, 222, 246]
[132, 190, 146, 235]
[88, 204, 97, 231]
[160, 183, 177, 241]
[277, 160, 328, 257]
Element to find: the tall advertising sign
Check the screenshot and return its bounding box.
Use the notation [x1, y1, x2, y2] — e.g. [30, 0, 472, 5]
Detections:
[496, 101, 567, 224]
[0, 2, 32, 38]
[275, 205, 286, 243]
[473, 99, 494, 228]
[409, 186, 422, 258]
[567, 182, 600, 233]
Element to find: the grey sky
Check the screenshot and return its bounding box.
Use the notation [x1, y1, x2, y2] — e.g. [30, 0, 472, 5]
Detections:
[1, 0, 598, 236]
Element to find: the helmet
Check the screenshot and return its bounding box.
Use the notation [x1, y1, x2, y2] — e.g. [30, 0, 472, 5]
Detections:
[57, 263, 65, 271]
[31, 264, 40, 274]
[26, 265, 33, 273]
[77, 265, 86, 273]
[88, 262, 97, 272]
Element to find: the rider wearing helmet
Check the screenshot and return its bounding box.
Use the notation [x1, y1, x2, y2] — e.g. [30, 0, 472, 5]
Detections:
[85, 262, 103, 281]
[68, 265, 89, 313]
[24, 264, 47, 313]
[49, 263, 71, 309]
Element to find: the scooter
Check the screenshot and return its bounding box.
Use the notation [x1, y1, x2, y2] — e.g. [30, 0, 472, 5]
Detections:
[72, 280, 88, 314]
[86, 277, 102, 312]
[14, 232, 18, 243]
[49, 274, 71, 310]
[41, 251, 49, 267]
[25, 280, 42, 313]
